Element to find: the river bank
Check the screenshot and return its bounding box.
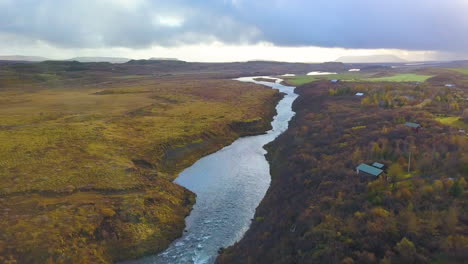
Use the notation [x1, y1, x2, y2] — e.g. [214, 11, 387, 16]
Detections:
[217, 78, 468, 264]
[0, 73, 282, 263]
[124, 77, 297, 264]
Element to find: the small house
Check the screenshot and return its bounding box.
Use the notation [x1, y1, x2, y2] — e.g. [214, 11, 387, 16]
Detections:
[372, 162, 385, 170]
[405, 122, 421, 132]
[356, 163, 384, 179]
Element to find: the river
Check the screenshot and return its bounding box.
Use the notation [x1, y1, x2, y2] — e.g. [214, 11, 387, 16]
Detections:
[129, 77, 297, 264]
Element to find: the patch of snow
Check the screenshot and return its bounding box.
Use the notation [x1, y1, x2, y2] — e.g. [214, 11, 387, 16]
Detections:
[281, 73, 296, 77]
[348, 68, 361, 72]
[355, 92, 364, 96]
[306, 71, 336, 76]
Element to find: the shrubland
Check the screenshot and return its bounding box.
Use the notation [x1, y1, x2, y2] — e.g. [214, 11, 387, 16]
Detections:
[218, 69, 468, 264]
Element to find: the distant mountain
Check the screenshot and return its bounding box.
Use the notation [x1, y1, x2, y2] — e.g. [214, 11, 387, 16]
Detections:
[68, 57, 131, 63]
[336, 55, 407, 63]
[0, 55, 49, 62]
[149, 57, 180, 61]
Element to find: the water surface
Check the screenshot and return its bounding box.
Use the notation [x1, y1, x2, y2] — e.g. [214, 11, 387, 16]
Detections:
[132, 77, 297, 264]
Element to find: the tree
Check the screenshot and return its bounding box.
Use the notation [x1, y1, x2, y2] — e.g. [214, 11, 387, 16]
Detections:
[399, 209, 419, 235]
[387, 163, 404, 182]
[444, 206, 458, 234]
[449, 180, 464, 198]
[441, 235, 468, 258]
[433, 180, 444, 192]
[361, 97, 372, 106]
[463, 108, 468, 123]
[458, 177, 467, 188]
[351, 147, 362, 163]
[449, 102, 460, 111]
[340, 257, 354, 264]
[395, 237, 417, 263]
[371, 142, 382, 158]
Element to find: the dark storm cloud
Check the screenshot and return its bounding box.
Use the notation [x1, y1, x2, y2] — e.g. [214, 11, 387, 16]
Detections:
[229, 0, 468, 52]
[0, 0, 261, 48]
[1, 0, 467, 51]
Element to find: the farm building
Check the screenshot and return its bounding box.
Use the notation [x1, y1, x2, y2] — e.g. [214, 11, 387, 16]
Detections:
[405, 122, 421, 128]
[356, 163, 384, 179]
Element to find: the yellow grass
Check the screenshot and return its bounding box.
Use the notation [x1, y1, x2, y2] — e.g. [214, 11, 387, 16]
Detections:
[0, 76, 279, 263]
[435, 116, 468, 130]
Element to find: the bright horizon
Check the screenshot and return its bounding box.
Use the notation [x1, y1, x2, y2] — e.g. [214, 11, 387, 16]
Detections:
[0, 41, 463, 63]
[1, 0, 468, 62]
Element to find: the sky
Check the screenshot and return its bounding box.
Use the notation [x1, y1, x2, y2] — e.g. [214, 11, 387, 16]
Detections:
[1, 0, 467, 62]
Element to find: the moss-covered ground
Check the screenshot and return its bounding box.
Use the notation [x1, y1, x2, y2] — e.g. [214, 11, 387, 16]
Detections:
[0, 64, 281, 263]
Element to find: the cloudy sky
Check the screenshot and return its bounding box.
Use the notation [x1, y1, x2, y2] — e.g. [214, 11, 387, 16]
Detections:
[1, 0, 467, 62]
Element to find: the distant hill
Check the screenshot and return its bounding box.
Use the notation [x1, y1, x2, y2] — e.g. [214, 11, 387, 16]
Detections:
[336, 55, 407, 63]
[149, 57, 180, 61]
[0, 55, 49, 62]
[68, 57, 131, 63]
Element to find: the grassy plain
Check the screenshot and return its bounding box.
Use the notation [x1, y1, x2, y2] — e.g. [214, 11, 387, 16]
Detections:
[447, 68, 468, 75]
[364, 73, 434, 82]
[282, 73, 363, 85]
[283, 73, 434, 85]
[0, 63, 281, 263]
[436, 116, 468, 130]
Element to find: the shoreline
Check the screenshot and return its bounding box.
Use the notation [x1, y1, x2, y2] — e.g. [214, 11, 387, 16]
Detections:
[118, 78, 285, 263]
[0, 74, 284, 264]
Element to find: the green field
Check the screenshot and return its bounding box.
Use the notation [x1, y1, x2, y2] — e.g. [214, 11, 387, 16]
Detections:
[435, 116, 468, 130]
[283, 73, 433, 86]
[283, 73, 363, 85]
[447, 68, 468, 75]
[364, 73, 434, 82]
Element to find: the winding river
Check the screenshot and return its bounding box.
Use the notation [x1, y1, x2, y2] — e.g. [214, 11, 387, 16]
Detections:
[132, 77, 297, 264]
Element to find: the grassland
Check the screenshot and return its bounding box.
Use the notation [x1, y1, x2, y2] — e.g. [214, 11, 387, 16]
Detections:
[0, 63, 282, 263]
[447, 68, 468, 75]
[435, 116, 468, 130]
[363, 73, 434, 82]
[283, 73, 434, 85]
[281, 73, 362, 85]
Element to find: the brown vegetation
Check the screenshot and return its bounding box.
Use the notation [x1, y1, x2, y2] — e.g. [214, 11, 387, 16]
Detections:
[0, 61, 282, 263]
[218, 71, 467, 264]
